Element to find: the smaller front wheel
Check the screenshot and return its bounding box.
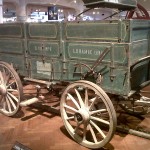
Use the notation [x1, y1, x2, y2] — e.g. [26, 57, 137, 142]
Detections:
[60, 80, 117, 149]
[0, 62, 23, 116]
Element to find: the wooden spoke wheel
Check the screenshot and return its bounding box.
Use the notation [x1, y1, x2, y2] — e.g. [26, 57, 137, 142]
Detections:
[126, 3, 150, 19]
[0, 62, 23, 116]
[60, 80, 117, 149]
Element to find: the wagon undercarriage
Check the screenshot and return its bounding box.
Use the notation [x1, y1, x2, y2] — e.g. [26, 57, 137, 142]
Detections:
[0, 61, 150, 149]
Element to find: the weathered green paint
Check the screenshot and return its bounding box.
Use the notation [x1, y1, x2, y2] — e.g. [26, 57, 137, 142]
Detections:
[65, 22, 119, 41]
[0, 39, 24, 54]
[64, 20, 150, 43]
[27, 23, 59, 39]
[0, 23, 24, 38]
[0, 19, 149, 96]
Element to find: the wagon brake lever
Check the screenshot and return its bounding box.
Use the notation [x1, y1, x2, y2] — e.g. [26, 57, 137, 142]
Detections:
[83, 48, 110, 79]
[91, 47, 110, 71]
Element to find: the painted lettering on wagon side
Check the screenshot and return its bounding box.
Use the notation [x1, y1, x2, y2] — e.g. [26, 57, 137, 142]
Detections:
[35, 46, 52, 52]
[72, 48, 103, 56]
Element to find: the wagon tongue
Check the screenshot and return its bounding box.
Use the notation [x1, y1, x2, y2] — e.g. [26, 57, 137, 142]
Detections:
[82, 0, 137, 10]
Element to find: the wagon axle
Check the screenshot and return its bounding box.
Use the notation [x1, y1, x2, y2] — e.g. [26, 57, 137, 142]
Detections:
[19, 95, 45, 107]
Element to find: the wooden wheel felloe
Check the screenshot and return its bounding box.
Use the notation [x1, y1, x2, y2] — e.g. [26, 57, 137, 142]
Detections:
[126, 3, 150, 19]
[60, 80, 117, 149]
[0, 61, 23, 116]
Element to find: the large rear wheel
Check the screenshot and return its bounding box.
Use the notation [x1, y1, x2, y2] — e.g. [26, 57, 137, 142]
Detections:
[0, 62, 23, 116]
[126, 3, 150, 19]
[60, 80, 117, 149]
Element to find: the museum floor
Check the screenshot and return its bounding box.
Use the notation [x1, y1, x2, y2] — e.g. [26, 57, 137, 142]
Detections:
[0, 85, 150, 150]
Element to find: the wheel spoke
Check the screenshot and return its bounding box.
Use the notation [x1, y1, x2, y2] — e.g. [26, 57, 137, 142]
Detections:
[90, 109, 107, 115]
[7, 89, 18, 92]
[64, 104, 78, 113]
[2, 68, 7, 83]
[6, 81, 15, 88]
[6, 97, 12, 112]
[0, 95, 3, 102]
[7, 92, 19, 102]
[3, 99, 6, 110]
[75, 88, 85, 108]
[90, 116, 110, 125]
[0, 97, 5, 109]
[74, 122, 82, 133]
[0, 71, 4, 84]
[7, 95, 17, 110]
[5, 72, 11, 85]
[67, 93, 80, 110]
[89, 97, 97, 110]
[66, 116, 74, 120]
[85, 88, 88, 108]
[83, 123, 88, 141]
[136, 12, 141, 18]
[90, 120, 106, 139]
[89, 124, 98, 143]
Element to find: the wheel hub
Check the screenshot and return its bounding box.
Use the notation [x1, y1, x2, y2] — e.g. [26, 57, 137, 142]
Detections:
[0, 85, 7, 96]
[74, 109, 90, 123]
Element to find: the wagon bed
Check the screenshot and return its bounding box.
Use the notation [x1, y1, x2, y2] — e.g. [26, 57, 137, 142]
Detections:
[0, 19, 149, 96]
